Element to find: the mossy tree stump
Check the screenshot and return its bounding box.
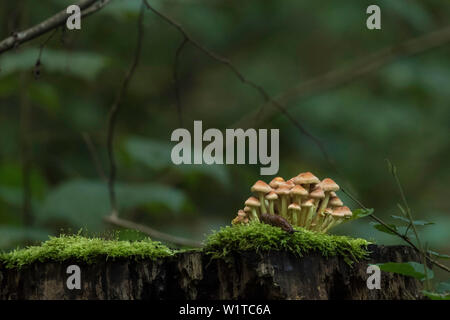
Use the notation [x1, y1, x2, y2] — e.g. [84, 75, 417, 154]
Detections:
[0, 244, 424, 300]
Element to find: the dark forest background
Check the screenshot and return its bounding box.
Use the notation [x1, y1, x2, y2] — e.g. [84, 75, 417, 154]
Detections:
[0, 0, 448, 279]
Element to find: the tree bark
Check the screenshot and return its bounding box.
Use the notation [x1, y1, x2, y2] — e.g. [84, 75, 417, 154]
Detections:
[0, 244, 424, 300]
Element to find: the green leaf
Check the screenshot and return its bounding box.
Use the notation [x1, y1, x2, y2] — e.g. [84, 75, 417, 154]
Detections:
[428, 250, 450, 260]
[371, 222, 399, 235]
[377, 261, 434, 281]
[0, 49, 108, 80]
[38, 179, 187, 231]
[391, 215, 434, 226]
[348, 208, 374, 221]
[422, 291, 450, 300]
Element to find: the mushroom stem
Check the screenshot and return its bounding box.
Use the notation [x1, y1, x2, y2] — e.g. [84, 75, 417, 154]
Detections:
[268, 201, 275, 215]
[289, 208, 297, 225]
[317, 193, 331, 216]
[304, 205, 316, 229]
[250, 208, 260, 222]
[281, 196, 288, 219]
[258, 194, 267, 214]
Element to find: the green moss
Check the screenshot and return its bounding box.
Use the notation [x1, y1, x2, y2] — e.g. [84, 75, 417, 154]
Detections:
[204, 222, 371, 266]
[0, 234, 174, 269]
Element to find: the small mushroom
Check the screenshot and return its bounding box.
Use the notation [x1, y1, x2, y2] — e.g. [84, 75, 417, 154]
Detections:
[292, 172, 320, 191]
[316, 207, 333, 232]
[309, 185, 325, 227]
[265, 191, 278, 215]
[244, 196, 261, 222]
[251, 180, 272, 214]
[269, 176, 285, 189]
[329, 196, 343, 208]
[300, 198, 314, 228]
[288, 202, 301, 226]
[290, 185, 308, 208]
[317, 178, 340, 216]
[323, 206, 352, 232]
[275, 186, 290, 220]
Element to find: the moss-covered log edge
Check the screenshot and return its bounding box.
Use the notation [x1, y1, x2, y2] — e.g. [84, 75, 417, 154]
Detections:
[0, 223, 371, 269]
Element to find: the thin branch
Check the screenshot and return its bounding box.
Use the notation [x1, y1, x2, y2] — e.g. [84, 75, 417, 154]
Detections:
[0, 0, 108, 55]
[173, 37, 188, 127]
[33, 28, 57, 79]
[341, 186, 450, 273]
[234, 25, 450, 128]
[104, 215, 203, 248]
[106, 3, 145, 218]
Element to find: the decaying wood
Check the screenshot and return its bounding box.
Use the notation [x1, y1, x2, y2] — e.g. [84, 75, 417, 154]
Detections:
[0, 244, 424, 300]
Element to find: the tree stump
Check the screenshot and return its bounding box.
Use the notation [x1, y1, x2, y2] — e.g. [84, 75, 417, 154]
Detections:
[0, 244, 424, 300]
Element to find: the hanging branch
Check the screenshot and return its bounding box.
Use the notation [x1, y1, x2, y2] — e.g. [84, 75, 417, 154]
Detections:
[0, 0, 110, 55]
[106, 4, 145, 218]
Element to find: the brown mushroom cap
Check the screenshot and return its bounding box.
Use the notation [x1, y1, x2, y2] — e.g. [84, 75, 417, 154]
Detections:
[238, 210, 246, 218]
[329, 196, 343, 207]
[301, 198, 314, 207]
[269, 177, 285, 189]
[321, 178, 340, 192]
[251, 180, 272, 194]
[291, 185, 308, 197]
[293, 172, 320, 185]
[333, 206, 352, 217]
[265, 191, 278, 200]
[330, 191, 337, 197]
[324, 207, 333, 215]
[288, 203, 301, 211]
[275, 186, 291, 196]
[309, 186, 325, 199]
[243, 206, 251, 213]
[245, 196, 261, 207]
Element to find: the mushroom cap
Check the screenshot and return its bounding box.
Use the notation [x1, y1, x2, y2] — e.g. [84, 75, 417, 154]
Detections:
[321, 178, 340, 192]
[329, 196, 343, 207]
[301, 198, 314, 207]
[291, 185, 308, 197]
[251, 180, 272, 193]
[238, 210, 246, 218]
[265, 191, 278, 200]
[333, 206, 352, 217]
[324, 207, 333, 215]
[245, 196, 261, 207]
[269, 177, 285, 188]
[293, 172, 320, 185]
[288, 203, 301, 211]
[243, 206, 251, 213]
[309, 186, 325, 199]
[331, 211, 345, 218]
[275, 186, 291, 196]
[330, 191, 337, 197]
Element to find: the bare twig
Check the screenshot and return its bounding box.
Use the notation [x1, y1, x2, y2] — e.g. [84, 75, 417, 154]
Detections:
[106, 3, 145, 218]
[234, 25, 450, 128]
[33, 28, 58, 79]
[173, 37, 188, 126]
[0, 0, 109, 55]
[104, 215, 202, 248]
[82, 132, 107, 182]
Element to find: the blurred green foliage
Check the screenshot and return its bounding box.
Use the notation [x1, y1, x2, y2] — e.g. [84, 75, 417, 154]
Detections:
[0, 0, 448, 281]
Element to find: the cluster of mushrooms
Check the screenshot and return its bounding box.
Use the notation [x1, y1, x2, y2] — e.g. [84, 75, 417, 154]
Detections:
[231, 172, 353, 233]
